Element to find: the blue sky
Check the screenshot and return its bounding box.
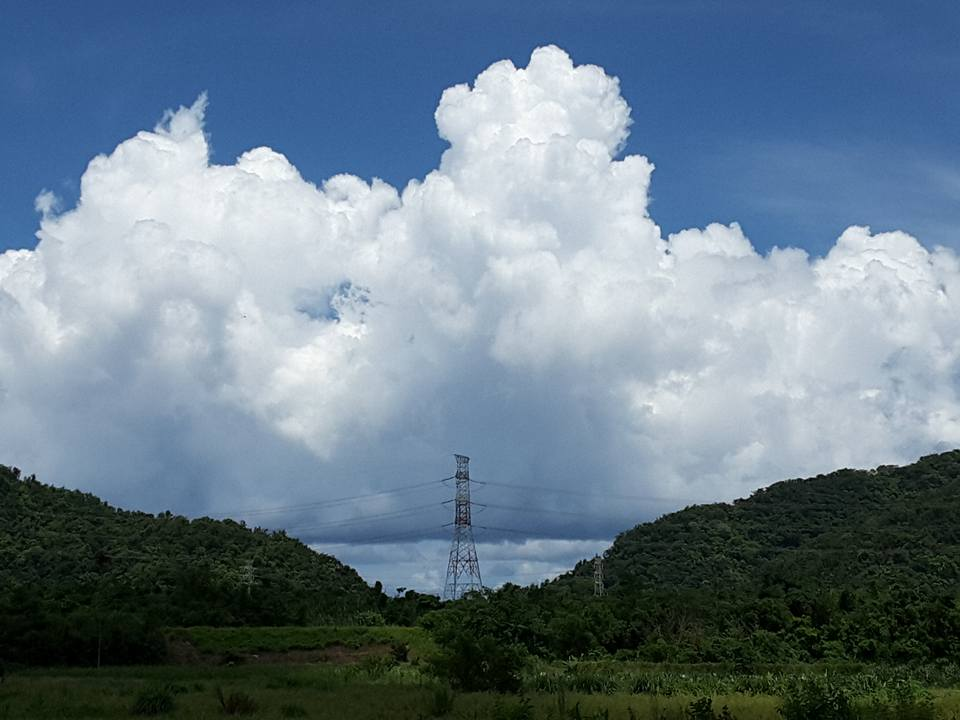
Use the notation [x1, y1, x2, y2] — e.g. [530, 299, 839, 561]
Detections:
[3, 1, 958, 257]
[2, 2, 959, 592]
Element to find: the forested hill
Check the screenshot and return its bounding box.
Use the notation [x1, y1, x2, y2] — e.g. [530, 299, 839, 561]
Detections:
[0, 464, 378, 634]
[571, 449, 960, 595]
[425, 450, 960, 664]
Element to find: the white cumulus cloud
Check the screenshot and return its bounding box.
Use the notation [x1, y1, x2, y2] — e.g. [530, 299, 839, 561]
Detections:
[2, 46, 959, 589]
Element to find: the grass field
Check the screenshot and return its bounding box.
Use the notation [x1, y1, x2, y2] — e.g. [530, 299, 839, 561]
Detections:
[3, 627, 960, 719]
[3, 665, 960, 720]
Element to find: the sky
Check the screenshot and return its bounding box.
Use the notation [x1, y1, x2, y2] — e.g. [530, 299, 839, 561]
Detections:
[1, 1, 959, 593]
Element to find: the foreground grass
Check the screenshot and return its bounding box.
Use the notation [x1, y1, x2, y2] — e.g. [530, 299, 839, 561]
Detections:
[3, 664, 960, 720]
[0, 667, 777, 720]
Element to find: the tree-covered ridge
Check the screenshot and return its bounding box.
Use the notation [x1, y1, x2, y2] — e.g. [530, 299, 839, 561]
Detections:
[422, 450, 960, 669]
[0, 464, 383, 663]
[576, 450, 960, 595]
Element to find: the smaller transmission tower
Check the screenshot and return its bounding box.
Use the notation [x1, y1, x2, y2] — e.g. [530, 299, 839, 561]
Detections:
[442, 454, 483, 600]
[593, 555, 605, 597]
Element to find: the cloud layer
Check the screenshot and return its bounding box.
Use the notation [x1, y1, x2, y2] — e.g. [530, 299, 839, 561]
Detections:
[2, 46, 959, 587]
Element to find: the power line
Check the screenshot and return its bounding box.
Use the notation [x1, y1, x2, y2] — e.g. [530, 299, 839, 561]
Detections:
[283, 502, 444, 533]
[209, 479, 442, 518]
[311, 525, 450, 548]
[193, 468, 686, 549]
[482, 501, 616, 521]
[475, 524, 542, 536]
[482, 480, 694, 505]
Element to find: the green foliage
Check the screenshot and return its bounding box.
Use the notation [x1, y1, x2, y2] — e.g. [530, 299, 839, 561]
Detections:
[129, 686, 175, 716]
[492, 696, 534, 720]
[356, 654, 397, 680]
[391, 641, 410, 662]
[687, 698, 737, 720]
[171, 624, 434, 660]
[429, 631, 527, 693]
[422, 451, 960, 668]
[355, 611, 385, 626]
[778, 676, 854, 720]
[860, 679, 935, 720]
[0, 464, 396, 666]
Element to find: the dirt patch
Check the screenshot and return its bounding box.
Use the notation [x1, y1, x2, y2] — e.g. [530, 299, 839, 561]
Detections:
[166, 639, 393, 666]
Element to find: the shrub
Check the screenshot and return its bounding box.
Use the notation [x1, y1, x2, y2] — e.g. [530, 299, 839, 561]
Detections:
[356, 653, 397, 680]
[215, 687, 258, 716]
[130, 686, 175, 716]
[688, 697, 737, 720]
[492, 696, 534, 720]
[354, 611, 385, 626]
[779, 676, 854, 720]
[391, 641, 410, 663]
[862, 679, 935, 720]
[429, 634, 527, 693]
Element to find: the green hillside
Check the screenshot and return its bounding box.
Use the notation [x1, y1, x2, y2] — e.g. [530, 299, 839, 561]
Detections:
[578, 450, 960, 595]
[428, 451, 960, 666]
[0, 464, 381, 665]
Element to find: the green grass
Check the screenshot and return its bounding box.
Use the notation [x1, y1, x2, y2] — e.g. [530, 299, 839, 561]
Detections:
[167, 625, 436, 660]
[0, 664, 434, 719]
[3, 664, 960, 720]
[4, 652, 960, 719]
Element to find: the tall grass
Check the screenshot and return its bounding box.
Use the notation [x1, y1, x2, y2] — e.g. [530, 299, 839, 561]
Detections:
[1, 660, 959, 719]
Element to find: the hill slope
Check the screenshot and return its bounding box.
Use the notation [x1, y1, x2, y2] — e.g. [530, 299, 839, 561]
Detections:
[577, 450, 960, 596]
[434, 450, 960, 663]
[0, 464, 380, 664]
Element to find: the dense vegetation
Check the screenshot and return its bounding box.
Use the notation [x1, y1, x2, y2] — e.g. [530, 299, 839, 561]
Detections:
[6, 449, 960, 676]
[0, 464, 383, 665]
[426, 450, 960, 675]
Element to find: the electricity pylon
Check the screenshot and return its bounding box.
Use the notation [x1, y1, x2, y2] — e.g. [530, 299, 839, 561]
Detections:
[442, 454, 483, 600]
[593, 555, 605, 597]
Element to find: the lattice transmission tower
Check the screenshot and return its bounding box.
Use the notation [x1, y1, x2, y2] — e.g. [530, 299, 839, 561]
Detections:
[593, 555, 605, 597]
[442, 454, 483, 600]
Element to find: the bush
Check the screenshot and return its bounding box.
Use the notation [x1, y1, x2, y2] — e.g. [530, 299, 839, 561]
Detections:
[429, 633, 527, 693]
[354, 611, 385, 626]
[356, 653, 397, 679]
[391, 641, 410, 663]
[130, 686, 175, 716]
[862, 679, 935, 720]
[492, 696, 534, 720]
[688, 697, 737, 720]
[779, 676, 854, 720]
[215, 687, 258, 715]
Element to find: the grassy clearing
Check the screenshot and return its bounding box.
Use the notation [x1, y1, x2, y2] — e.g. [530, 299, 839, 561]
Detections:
[0, 667, 777, 720]
[0, 665, 431, 719]
[3, 664, 960, 720]
[167, 625, 436, 661]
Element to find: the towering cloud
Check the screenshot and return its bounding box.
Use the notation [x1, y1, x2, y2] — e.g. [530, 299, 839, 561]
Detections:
[1, 47, 959, 558]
